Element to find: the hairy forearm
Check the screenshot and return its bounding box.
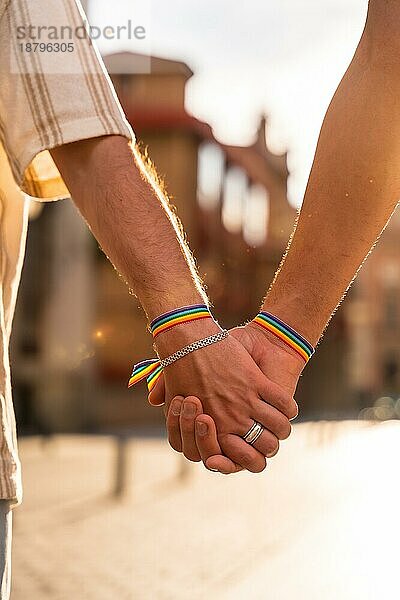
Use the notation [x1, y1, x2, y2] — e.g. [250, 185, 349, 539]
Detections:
[263, 25, 400, 345]
[51, 136, 206, 320]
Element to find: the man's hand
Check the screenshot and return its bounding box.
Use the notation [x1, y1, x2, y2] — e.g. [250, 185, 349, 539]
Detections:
[149, 320, 301, 473]
[230, 321, 304, 400]
[164, 395, 244, 474]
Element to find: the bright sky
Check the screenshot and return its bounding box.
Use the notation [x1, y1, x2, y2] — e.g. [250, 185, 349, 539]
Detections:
[88, 0, 368, 207]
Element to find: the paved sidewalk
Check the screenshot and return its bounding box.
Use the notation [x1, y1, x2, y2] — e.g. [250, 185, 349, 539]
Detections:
[11, 421, 400, 599]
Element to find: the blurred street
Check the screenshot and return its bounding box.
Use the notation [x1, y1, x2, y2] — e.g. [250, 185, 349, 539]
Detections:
[11, 421, 400, 600]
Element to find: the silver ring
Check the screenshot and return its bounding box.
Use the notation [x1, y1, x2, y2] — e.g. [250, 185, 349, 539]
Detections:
[243, 421, 264, 446]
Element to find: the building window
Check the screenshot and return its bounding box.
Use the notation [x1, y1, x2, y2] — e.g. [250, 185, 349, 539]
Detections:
[243, 184, 269, 247]
[197, 142, 225, 210]
[222, 166, 247, 234]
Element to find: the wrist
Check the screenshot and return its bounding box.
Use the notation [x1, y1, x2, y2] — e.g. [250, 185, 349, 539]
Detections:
[246, 321, 306, 371]
[154, 317, 222, 357]
[141, 286, 207, 323]
[261, 295, 322, 347]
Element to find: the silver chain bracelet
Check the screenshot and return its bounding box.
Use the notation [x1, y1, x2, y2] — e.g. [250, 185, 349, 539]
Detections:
[159, 330, 229, 369]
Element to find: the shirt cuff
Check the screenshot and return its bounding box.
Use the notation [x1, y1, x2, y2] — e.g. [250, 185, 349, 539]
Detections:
[17, 115, 134, 201]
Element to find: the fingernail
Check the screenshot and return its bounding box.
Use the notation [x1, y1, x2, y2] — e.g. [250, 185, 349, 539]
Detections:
[183, 402, 196, 417]
[171, 400, 182, 416]
[208, 468, 219, 473]
[196, 421, 208, 436]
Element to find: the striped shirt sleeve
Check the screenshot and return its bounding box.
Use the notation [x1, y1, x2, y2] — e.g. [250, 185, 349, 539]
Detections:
[0, 0, 135, 201]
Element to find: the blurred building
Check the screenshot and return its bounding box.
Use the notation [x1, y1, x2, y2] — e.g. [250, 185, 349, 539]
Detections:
[345, 207, 400, 408]
[13, 50, 394, 433]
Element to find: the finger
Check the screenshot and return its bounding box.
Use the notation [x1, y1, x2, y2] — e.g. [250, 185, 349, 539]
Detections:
[251, 429, 280, 458]
[289, 403, 299, 422]
[251, 401, 292, 441]
[180, 397, 203, 462]
[258, 378, 298, 421]
[239, 419, 280, 458]
[195, 415, 243, 474]
[166, 395, 184, 453]
[205, 455, 244, 474]
[148, 374, 166, 406]
[219, 434, 267, 473]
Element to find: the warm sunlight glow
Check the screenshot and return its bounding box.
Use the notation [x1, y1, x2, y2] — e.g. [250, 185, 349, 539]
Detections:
[91, 0, 368, 206]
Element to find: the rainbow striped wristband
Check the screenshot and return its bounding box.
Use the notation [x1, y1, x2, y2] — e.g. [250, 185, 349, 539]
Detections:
[150, 303, 212, 338]
[252, 312, 315, 363]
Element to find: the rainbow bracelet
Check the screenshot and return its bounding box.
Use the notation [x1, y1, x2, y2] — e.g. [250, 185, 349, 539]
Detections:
[128, 304, 216, 392]
[150, 303, 212, 338]
[252, 311, 315, 363]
